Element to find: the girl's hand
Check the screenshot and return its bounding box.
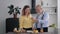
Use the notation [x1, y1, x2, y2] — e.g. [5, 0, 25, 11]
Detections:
[33, 18, 38, 22]
[21, 29, 26, 32]
[13, 28, 18, 32]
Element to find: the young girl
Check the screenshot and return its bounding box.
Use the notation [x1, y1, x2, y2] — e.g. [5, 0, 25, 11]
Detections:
[19, 5, 35, 32]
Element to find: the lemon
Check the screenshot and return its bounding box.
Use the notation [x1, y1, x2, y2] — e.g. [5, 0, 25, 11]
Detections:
[33, 30, 38, 33]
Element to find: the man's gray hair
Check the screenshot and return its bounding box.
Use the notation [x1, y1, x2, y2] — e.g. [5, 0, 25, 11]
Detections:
[36, 5, 42, 9]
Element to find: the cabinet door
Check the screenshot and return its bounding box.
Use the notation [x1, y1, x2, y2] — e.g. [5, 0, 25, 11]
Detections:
[42, 0, 57, 7]
[36, 0, 57, 7]
[6, 18, 19, 33]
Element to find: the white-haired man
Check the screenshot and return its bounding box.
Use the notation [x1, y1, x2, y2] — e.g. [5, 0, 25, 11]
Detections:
[33, 5, 49, 32]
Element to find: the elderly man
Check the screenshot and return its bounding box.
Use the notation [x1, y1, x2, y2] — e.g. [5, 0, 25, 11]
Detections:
[33, 5, 49, 32]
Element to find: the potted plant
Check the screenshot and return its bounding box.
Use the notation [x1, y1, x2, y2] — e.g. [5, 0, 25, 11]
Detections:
[49, 24, 56, 28]
[8, 4, 21, 18]
[49, 24, 56, 32]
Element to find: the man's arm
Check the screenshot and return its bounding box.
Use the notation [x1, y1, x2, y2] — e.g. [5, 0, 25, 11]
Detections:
[39, 12, 49, 24]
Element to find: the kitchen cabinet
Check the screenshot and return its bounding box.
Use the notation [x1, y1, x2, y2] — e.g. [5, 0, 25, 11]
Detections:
[6, 18, 19, 33]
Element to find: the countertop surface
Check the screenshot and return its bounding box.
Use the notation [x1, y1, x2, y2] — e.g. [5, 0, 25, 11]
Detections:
[6, 32, 58, 34]
[6, 29, 58, 34]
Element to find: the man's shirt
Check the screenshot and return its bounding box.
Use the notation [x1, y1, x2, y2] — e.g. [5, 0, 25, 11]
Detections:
[33, 11, 49, 28]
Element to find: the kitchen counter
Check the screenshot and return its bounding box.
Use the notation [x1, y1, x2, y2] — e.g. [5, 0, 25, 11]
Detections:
[6, 32, 58, 34]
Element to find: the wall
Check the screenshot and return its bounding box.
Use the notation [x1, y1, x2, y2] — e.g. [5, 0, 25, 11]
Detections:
[0, 0, 57, 34]
[58, 0, 60, 29]
[0, 0, 31, 34]
[58, 0, 60, 34]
